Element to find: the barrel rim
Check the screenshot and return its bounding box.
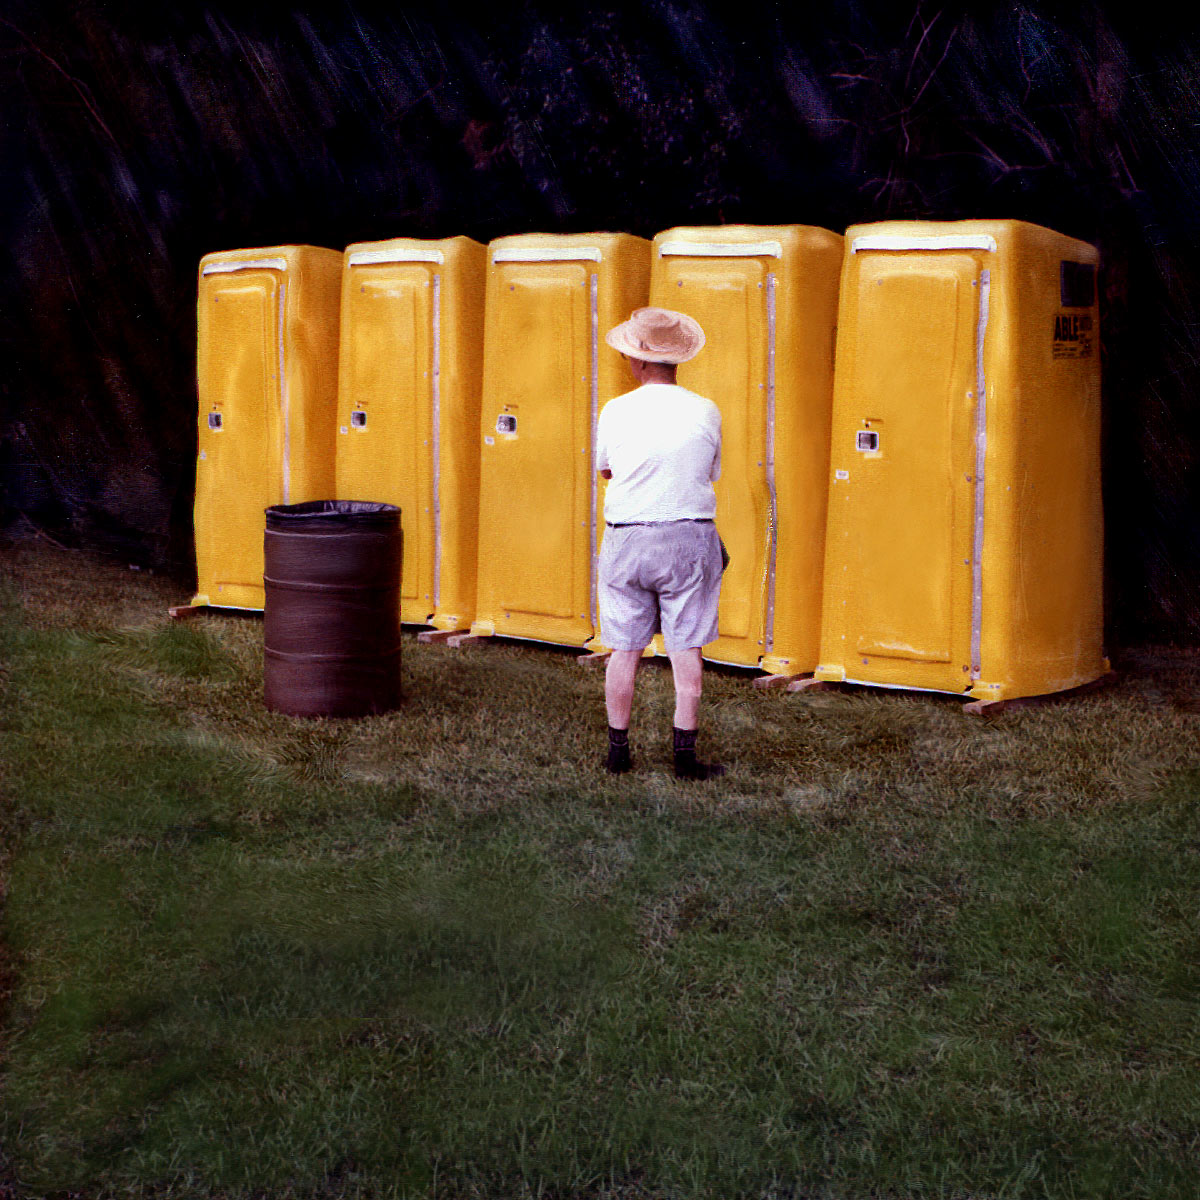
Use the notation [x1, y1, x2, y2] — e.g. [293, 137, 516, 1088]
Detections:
[265, 499, 401, 527]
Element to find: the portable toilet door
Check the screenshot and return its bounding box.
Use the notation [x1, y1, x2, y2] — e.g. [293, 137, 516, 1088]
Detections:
[816, 219, 1106, 702]
[335, 237, 486, 632]
[649, 225, 843, 669]
[470, 233, 651, 649]
[192, 245, 342, 612]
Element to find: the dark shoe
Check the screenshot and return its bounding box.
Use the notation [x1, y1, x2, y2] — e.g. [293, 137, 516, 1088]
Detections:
[605, 743, 633, 774]
[605, 727, 632, 774]
[672, 727, 725, 781]
[673, 753, 725, 780]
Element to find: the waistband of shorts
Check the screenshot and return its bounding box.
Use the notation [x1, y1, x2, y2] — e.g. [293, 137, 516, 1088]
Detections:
[605, 518, 715, 528]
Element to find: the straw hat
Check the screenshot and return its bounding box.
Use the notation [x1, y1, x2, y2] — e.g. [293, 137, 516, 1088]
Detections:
[605, 307, 705, 364]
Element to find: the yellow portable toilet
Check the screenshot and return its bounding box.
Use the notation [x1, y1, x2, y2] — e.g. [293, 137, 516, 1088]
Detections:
[816, 219, 1106, 703]
[649, 225, 843, 670]
[469, 232, 651, 649]
[335, 236, 486, 632]
[191, 245, 341, 612]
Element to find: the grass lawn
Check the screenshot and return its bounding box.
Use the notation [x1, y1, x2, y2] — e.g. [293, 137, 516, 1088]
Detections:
[1, 539, 1198, 1200]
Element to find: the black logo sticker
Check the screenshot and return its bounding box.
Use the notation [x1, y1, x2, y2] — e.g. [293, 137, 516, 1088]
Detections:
[1053, 312, 1095, 359]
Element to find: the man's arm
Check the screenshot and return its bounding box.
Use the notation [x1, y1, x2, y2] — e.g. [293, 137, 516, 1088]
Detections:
[596, 404, 612, 480]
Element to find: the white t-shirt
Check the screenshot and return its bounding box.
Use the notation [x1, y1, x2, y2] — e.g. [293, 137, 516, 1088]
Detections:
[595, 383, 722, 524]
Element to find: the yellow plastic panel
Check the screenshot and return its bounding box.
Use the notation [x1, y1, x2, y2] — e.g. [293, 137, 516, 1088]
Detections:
[972, 220, 1105, 701]
[335, 237, 485, 629]
[659, 256, 766, 662]
[819, 243, 983, 692]
[472, 233, 651, 648]
[650, 225, 843, 669]
[817, 220, 1105, 701]
[193, 245, 341, 611]
[845, 255, 977, 669]
[285, 249, 342, 505]
[195, 270, 280, 604]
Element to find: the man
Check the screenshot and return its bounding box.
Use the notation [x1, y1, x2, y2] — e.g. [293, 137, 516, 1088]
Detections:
[596, 306, 725, 781]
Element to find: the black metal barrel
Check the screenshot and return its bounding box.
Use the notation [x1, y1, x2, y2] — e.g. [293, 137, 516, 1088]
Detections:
[263, 501, 402, 717]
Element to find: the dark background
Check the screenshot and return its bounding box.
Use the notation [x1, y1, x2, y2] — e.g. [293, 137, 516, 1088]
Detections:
[2, 1, 1197, 644]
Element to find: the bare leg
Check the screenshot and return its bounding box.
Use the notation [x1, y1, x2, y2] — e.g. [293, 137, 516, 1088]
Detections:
[605, 648, 645, 729]
[667, 647, 724, 780]
[667, 647, 704, 730]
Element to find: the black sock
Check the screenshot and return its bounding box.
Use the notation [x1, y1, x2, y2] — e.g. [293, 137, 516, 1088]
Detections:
[605, 726, 632, 774]
[673, 726, 725, 780]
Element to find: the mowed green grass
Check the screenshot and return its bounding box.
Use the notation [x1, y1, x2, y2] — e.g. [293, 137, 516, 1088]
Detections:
[1, 542, 1198, 1200]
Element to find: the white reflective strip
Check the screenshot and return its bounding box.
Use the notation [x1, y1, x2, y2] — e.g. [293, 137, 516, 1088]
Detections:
[348, 248, 445, 266]
[851, 234, 996, 253]
[492, 246, 602, 263]
[970, 269, 991, 679]
[659, 240, 783, 259]
[764, 274, 778, 656]
[589, 273, 600, 633]
[202, 257, 288, 275]
[431, 273, 442, 610]
[278, 282, 290, 504]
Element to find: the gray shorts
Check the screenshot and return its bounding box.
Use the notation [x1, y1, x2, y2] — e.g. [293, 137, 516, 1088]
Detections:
[598, 520, 723, 652]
